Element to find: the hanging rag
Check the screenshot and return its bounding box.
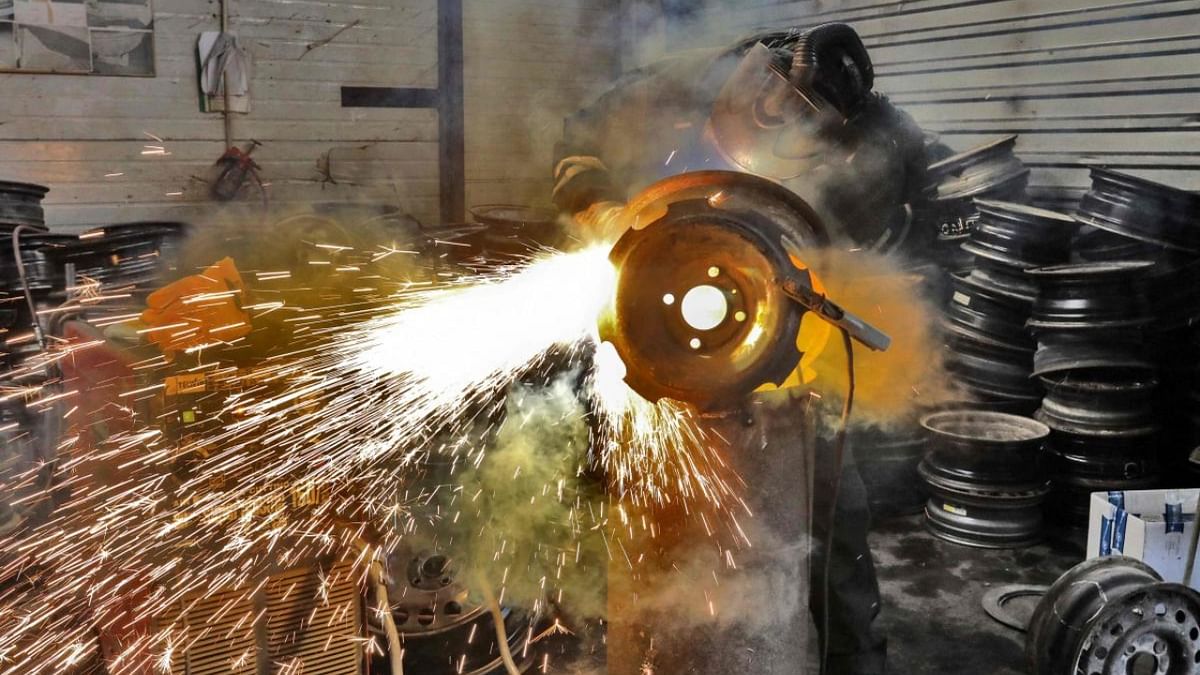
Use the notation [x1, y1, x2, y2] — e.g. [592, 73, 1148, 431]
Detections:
[198, 31, 251, 113]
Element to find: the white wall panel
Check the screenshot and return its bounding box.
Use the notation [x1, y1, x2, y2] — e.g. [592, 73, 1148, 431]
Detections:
[0, 0, 619, 230]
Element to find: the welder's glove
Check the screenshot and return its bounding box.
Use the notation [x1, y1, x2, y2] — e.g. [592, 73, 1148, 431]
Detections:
[553, 154, 628, 243]
[552, 155, 619, 215]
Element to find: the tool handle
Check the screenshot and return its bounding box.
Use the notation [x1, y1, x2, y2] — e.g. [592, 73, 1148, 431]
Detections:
[779, 277, 892, 352]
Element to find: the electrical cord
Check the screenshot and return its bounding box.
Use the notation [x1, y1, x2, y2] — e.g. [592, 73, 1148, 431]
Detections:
[474, 571, 522, 675]
[819, 327, 855, 674]
[367, 552, 405, 675]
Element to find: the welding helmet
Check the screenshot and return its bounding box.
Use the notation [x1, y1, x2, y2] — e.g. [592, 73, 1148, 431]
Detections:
[708, 23, 874, 181]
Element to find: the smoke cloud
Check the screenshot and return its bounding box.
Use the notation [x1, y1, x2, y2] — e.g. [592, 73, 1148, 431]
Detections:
[440, 372, 608, 621]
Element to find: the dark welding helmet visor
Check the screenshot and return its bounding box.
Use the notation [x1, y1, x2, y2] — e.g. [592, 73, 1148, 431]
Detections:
[708, 41, 847, 181]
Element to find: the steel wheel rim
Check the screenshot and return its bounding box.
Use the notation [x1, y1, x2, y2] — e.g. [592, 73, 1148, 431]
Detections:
[1027, 556, 1162, 675]
[1073, 583, 1200, 675]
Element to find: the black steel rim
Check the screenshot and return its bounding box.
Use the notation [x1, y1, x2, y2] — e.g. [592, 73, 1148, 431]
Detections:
[1026, 556, 1163, 675]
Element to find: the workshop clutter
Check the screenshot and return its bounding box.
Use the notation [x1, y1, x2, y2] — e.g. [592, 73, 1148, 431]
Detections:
[1029, 262, 1162, 526]
[1086, 489, 1200, 588]
[0, 180, 189, 537]
[924, 135, 1030, 281]
[942, 200, 1076, 415]
[1037, 168, 1200, 527]
[916, 135, 1200, 540]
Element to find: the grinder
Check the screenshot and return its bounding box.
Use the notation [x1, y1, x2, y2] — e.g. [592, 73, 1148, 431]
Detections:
[598, 171, 890, 410]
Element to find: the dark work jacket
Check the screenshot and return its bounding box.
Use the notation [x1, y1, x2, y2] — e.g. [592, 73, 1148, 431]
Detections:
[554, 34, 935, 257]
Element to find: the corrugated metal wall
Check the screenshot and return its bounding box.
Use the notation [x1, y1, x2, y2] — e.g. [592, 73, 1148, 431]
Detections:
[640, 0, 1200, 208]
[0, 0, 616, 229]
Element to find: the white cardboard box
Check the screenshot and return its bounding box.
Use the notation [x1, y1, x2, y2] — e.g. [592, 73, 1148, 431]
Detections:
[1086, 489, 1199, 589]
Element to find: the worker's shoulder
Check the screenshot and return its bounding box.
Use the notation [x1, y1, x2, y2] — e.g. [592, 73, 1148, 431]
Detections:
[856, 92, 926, 141]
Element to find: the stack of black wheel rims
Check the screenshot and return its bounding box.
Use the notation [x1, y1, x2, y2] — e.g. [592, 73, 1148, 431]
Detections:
[1070, 167, 1200, 491]
[918, 410, 1051, 548]
[1028, 260, 1163, 525]
[60, 222, 190, 320]
[0, 180, 54, 534]
[1027, 556, 1200, 675]
[942, 200, 1076, 414]
[924, 135, 1031, 283]
[0, 180, 54, 372]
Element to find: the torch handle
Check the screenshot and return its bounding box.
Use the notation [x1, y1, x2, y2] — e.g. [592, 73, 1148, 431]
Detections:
[779, 276, 892, 352]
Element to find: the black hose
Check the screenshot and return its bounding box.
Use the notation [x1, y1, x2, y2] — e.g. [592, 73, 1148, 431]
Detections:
[820, 328, 855, 674]
[790, 23, 874, 115]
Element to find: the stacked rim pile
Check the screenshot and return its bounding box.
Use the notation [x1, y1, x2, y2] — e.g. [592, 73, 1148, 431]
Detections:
[924, 135, 1030, 281]
[1027, 261, 1161, 526]
[942, 200, 1076, 414]
[0, 180, 52, 372]
[918, 410, 1051, 548]
[59, 222, 190, 318]
[1073, 167, 1200, 480]
[1190, 327, 1200, 482]
[465, 204, 562, 259]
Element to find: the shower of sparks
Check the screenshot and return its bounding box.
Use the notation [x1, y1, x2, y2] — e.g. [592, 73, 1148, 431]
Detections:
[0, 237, 738, 673]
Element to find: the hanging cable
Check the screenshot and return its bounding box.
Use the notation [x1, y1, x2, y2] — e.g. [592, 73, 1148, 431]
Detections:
[475, 571, 521, 675]
[819, 327, 855, 674]
[11, 224, 45, 350]
[369, 555, 404, 675]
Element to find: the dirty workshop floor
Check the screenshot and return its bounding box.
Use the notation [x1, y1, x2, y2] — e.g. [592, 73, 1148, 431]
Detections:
[870, 514, 1085, 675]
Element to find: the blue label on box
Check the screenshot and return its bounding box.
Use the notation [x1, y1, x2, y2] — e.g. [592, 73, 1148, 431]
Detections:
[1166, 502, 1185, 535]
[1100, 515, 1113, 556]
[1113, 508, 1128, 553]
[1108, 491, 1125, 509]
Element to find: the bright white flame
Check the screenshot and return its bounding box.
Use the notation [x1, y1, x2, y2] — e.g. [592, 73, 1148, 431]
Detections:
[350, 245, 617, 389]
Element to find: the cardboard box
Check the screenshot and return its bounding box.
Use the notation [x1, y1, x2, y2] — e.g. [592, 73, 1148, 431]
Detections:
[1086, 489, 1199, 589]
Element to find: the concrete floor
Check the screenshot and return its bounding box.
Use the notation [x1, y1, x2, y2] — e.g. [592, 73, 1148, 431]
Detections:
[870, 514, 1084, 675]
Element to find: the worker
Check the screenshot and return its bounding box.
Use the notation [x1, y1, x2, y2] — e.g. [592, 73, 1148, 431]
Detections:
[555, 23, 936, 675]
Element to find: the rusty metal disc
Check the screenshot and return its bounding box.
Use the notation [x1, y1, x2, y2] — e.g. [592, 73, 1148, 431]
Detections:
[982, 584, 1049, 632]
[601, 171, 829, 410]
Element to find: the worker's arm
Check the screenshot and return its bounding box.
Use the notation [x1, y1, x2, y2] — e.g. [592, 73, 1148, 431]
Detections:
[553, 52, 726, 238]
